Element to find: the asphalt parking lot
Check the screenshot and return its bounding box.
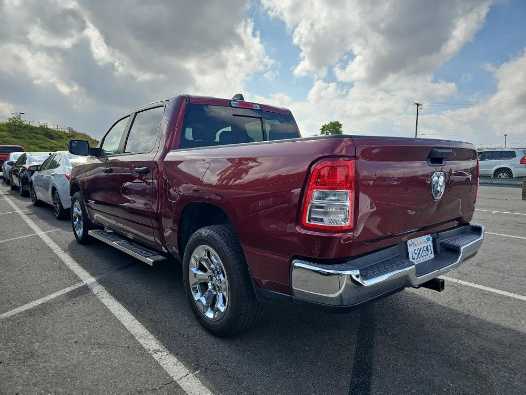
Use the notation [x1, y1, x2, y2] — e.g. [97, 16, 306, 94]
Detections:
[1, 183, 525, 394]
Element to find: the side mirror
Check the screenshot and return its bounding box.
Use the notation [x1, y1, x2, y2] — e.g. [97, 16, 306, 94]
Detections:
[69, 139, 90, 156]
[6, 161, 14, 166]
[28, 164, 40, 172]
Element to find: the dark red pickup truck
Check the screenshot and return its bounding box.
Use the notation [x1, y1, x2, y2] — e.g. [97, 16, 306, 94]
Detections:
[68, 94, 484, 336]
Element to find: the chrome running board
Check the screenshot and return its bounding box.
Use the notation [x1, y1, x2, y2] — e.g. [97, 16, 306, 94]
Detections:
[88, 229, 166, 266]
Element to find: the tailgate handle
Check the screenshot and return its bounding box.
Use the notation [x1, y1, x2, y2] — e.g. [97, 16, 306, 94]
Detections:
[428, 148, 452, 164]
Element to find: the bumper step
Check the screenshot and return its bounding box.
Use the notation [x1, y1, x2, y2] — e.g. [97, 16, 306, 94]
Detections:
[291, 224, 484, 307]
[88, 229, 166, 266]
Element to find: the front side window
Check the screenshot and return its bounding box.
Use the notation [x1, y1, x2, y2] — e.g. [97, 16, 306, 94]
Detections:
[40, 154, 54, 171]
[101, 116, 130, 155]
[124, 106, 165, 154]
[179, 104, 299, 149]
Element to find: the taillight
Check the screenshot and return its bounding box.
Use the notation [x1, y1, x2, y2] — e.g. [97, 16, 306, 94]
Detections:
[520, 156, 526, 165]
[64, 173, 71, 181]
[301, 158, 355, 231]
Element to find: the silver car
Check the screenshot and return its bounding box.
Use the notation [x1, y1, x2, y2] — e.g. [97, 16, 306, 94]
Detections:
[2, 152, 24, 185]
[478, 148, 526, 178]
[30, 151, 87, 219]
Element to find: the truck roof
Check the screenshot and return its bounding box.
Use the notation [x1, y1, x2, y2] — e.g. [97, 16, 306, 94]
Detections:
[180, 94, 292, 114]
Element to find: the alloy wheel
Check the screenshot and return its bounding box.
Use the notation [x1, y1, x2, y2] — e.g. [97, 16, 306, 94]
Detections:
[189, 245, 230, 321]
[72, 200, 84, 237]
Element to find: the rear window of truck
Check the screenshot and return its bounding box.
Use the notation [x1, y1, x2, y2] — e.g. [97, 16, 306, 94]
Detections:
[179, 104, 300, 149]
[0, 146, 24, 153]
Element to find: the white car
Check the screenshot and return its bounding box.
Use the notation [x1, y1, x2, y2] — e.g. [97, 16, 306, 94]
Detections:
[30, 151, 87, 219]
[478, 148, 526, 178]
[2, 151, 24, 185]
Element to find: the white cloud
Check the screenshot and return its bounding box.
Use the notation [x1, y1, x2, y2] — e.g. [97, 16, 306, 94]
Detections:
[421, 50, 526, 144]
[262, 0, 491, 83]
[258, 0, 526, 145]
[0, 0, 273, 136]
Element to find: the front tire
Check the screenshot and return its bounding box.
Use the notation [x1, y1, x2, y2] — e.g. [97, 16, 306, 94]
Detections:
[71, 192, 92, 244]
[183, 225, 262, 337]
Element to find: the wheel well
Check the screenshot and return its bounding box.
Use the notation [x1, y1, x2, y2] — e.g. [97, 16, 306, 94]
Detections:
[493, 167, 513, 177]
[178, 203, 231, 259]
[70, 182, 80, 196]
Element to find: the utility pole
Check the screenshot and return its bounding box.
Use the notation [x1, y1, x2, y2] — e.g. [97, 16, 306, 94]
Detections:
[414, 102, 422, 138]
[504, 133, 508, 148]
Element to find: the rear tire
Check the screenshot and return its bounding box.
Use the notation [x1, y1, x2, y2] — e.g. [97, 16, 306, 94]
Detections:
[52, 189, 68, 220]
[183, 225, 262, 337]
[30, 183, 42, 206]
[71, 192, 92, 244]
[19, 180, 28, 197]
[494, 168, 513, 179]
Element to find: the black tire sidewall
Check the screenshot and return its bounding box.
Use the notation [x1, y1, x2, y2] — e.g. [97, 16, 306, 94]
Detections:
[53, 190, 67, 219]
[30, 183, 39, 205]
[182, 225, 258, 336]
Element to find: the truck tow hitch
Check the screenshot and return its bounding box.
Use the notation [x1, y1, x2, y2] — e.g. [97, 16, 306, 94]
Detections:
[420, 278, 445, 292]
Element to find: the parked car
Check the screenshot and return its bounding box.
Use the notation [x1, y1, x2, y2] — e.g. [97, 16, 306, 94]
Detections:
[30, 152, 87, 219]
[68, 94, 483, 336]
[0, 145, 24, 175]
[10, 152, 51, 196]
[478, 148, 526, 178]
[2, 151, 24, 185]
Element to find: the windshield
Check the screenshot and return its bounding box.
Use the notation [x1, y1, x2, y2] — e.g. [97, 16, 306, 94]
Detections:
[27, 155, 50, 165]
[9, 152, 23, 161]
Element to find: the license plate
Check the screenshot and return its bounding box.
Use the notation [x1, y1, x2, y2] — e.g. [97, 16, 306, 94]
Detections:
[407, 234, 435, 264]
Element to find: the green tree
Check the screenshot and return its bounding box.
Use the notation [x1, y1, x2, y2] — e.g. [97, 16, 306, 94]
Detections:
[320, 121, 343, 135]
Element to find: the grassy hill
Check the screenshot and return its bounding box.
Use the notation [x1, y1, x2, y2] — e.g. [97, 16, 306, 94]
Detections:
[0, 118, 98, 152]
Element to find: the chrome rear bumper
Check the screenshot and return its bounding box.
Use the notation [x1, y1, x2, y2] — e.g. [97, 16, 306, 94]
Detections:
[291, 224, 484, 306]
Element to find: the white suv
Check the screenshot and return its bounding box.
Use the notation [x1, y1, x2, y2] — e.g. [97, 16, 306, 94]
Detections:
[478, 148, 526, 178]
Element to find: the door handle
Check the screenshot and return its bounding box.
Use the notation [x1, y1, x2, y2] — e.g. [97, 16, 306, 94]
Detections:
[133, 166, 150, 175]
[103, 168, 113, 173]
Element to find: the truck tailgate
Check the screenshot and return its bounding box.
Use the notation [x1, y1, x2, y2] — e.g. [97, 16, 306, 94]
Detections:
[352, 137, 478, 243]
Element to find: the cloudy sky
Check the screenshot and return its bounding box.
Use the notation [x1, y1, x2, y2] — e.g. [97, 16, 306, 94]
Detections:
[0, 0, 525, 146]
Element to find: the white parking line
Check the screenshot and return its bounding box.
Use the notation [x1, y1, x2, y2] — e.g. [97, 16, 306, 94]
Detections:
[486, 231, 526, 241]
[443, 276, 526, 302]
[0, 209, 31, 216]
[3, 195, 211, 395]
[0, 281, 89, 320]
[476, 208, 526, 216]
[0, 229, 59, 244]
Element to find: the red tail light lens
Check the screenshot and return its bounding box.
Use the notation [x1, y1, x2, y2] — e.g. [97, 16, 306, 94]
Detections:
[301, 158, 355, 231]
[64, 173, 71, 181]
[520, 156, 526, 165]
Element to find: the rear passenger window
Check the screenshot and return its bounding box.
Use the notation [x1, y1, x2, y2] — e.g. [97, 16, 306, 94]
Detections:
[125, 106, 165, 154]
[180, 104, 299, 149]
[500, 151, 516, 159]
